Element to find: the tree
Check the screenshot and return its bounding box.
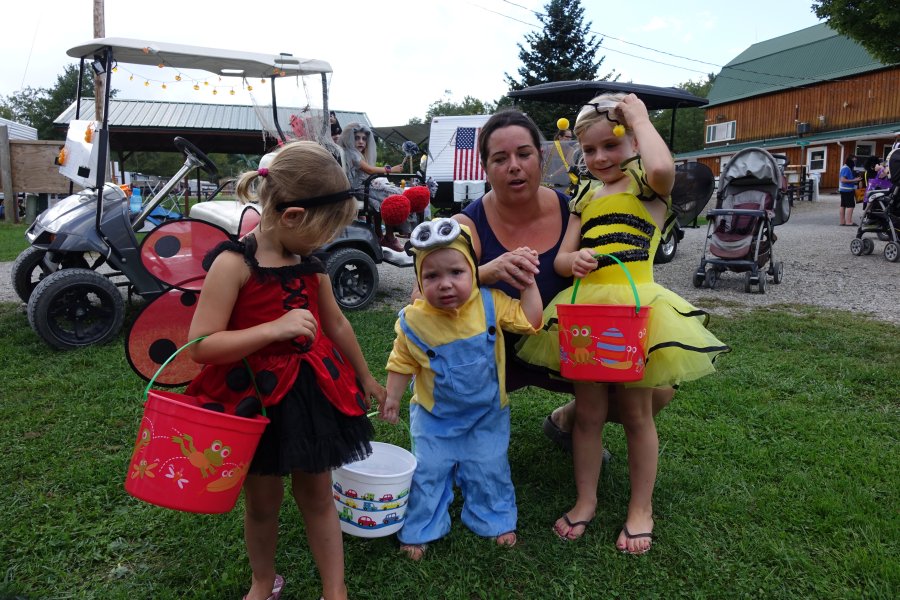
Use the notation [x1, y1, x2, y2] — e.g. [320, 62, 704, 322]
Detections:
[0, 64, 96, 140]
[504, 0, 615, 136]
[812, 0, 900, 64]
[424, 95, 495, 125]
[650, 74, 715, 154]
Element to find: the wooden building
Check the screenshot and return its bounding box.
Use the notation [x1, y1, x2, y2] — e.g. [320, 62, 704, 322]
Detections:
[677, 24, 899, 190]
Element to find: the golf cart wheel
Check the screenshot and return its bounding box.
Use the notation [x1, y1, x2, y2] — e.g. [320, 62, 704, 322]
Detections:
[27, 268, 125, 350]
[862, 238, 875, 255]
[849, 238, 864, 256]
[654, 229, 678, 264]
[743, 272, 754, 293]
[771, 261, 784, 284]
[692, 270, 705, 288]
[704, 268, 718, 289]
[885, 242, 900, 263]
[326, 248, 379, 311]
[11, 247, 90, 304]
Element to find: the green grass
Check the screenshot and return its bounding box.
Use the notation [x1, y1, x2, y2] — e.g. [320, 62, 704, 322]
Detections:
[0, 221, 30, 262]
[0, 303, 897, 599]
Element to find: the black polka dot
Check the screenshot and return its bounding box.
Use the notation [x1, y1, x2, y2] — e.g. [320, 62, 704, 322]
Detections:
[148, 338, 177, 365]
[154, 235, 181, 258]
[235, 396, 261, 417]
[201, 402, 225, 413]
[355, 392, 366, 411]
[332, 347, 345, 364]
[226, 366, 251, 392]
[180, 292, 197, 307]
[256, 370, 278, 395]
[322, 358, 340, 380]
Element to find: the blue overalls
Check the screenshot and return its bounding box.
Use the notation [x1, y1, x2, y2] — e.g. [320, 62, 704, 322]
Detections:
[396, 290, 517, 544]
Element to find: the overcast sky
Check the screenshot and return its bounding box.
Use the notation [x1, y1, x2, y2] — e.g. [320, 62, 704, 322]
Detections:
[2, 0, 823, 126]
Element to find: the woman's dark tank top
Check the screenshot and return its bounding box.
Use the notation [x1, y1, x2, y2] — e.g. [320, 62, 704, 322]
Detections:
[462, 190, 571, 302]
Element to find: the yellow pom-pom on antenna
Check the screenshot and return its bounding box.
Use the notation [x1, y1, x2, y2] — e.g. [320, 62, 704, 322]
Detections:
[557, 117, 570, 131]
[612, 124, 626, 137]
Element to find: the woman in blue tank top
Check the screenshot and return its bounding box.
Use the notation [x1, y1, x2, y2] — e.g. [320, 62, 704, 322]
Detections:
[454, 110, 674, 446]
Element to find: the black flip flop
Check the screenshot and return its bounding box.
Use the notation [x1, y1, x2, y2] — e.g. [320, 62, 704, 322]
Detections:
[554, 513, 592, 541]
[618, 524, 655, 555]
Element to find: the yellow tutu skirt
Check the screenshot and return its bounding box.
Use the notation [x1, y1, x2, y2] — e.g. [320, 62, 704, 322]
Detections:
[516, 281, 730, 388]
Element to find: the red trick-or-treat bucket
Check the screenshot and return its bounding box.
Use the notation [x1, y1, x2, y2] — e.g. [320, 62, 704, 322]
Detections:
[125, 339, 268, 513]
[557, 255, 651, 383]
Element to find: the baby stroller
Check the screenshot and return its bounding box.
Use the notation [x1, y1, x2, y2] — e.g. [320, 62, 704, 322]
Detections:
[850, 147, 900, 262]
[692, 147, 791, 293]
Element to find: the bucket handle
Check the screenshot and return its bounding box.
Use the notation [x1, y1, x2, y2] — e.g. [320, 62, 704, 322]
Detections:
[570, 253, 641, 315]
[143, 336, 266, 418]
[366, 410, 415, 454]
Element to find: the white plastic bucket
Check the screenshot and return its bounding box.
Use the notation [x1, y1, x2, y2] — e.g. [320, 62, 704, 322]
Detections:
[332, 442, 417, 538]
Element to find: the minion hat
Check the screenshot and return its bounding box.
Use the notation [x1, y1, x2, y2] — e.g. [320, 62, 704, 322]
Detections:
[408, 218, 480, 298]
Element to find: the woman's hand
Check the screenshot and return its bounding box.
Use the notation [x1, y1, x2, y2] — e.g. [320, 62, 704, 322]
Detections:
[270, 309, 318, 342]
[481, 247, 540, 290]
[571, 248, 598, 279]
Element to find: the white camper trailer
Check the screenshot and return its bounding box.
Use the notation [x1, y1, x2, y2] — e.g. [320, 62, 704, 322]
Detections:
[426, 114, 492, 210]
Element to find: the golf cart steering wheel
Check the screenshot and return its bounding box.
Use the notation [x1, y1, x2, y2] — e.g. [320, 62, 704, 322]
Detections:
[173, 136, 218, 178]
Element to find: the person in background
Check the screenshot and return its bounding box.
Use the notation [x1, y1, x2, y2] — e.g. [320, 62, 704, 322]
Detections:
[381, 218, 542, 560]
[838, 155, 861, 226]
[338, 123, 408, 251]
[186, 141, 385, 600]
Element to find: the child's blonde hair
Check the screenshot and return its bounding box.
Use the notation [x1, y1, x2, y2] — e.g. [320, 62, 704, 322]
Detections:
[235, 141, 358, 251]
[573, 93, 628, 139]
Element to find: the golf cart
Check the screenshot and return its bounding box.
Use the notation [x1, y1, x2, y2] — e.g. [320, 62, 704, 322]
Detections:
[11, 37, 343, 349]
[508, 80, 715, 264]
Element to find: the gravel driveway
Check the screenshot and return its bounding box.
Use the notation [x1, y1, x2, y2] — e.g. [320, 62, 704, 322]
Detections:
[3, 194, 898, 325]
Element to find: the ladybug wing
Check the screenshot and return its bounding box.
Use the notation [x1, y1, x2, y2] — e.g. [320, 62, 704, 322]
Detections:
[238, 205, 261, 238]
[139, 219, 232, 291]
[125, 288, 201, 386]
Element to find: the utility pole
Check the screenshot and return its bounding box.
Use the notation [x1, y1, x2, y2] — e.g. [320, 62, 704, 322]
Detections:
[93, 0, 105, 123]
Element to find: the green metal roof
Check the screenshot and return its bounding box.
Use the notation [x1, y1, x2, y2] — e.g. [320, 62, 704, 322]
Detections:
[707, 24, 892, 107]
[676, 122, 900, 160]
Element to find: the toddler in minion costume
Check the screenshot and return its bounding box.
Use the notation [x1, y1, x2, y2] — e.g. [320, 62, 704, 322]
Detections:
[379, 219, 543, 560]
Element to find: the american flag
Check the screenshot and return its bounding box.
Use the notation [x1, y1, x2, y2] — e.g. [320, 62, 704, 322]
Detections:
[453, 127, 485, 180]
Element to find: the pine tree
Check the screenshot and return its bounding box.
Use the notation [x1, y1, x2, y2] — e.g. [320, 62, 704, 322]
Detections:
[504, 0, 615, 136]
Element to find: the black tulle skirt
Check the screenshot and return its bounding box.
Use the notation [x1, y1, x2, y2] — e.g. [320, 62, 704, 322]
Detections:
[250, 361, 374, 475]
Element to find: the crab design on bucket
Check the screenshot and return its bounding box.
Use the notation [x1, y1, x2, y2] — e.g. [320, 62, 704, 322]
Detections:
[171, 433, 231, 478]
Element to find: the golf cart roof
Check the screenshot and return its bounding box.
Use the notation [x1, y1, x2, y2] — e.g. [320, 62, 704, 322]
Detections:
[67, 37, 332, 78]
[508, 80, 707, 110]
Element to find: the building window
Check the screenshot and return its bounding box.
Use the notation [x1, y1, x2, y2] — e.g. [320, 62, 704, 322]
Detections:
[807, 147, 827, 172]
[706, 121, 736, 144]
[855, 141, 875, 157]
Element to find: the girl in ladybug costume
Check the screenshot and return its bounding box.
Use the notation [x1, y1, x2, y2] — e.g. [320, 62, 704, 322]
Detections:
[187, 141, 385, 600]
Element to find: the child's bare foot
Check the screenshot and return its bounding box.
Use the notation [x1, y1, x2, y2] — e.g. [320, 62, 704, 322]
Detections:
[400, 544, 427, 561]
[616, 515, 655, 554]
[495, 531, 517, 547]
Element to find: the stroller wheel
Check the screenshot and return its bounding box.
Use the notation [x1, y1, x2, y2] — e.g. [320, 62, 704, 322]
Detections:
[862, 238, 875, 255]
[885, 242, 900, 263]
[692, 270, 705, 288]
[850, 238, 864, 256]
[772, 261, 784, 284]
[877, 231, 890, 242]
[704, 268, 719, 289]
[743, 272, 754, 293]
[757, 273, 767, 294]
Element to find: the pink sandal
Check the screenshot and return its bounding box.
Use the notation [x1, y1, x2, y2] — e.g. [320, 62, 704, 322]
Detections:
[242, 574, 284, 600]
